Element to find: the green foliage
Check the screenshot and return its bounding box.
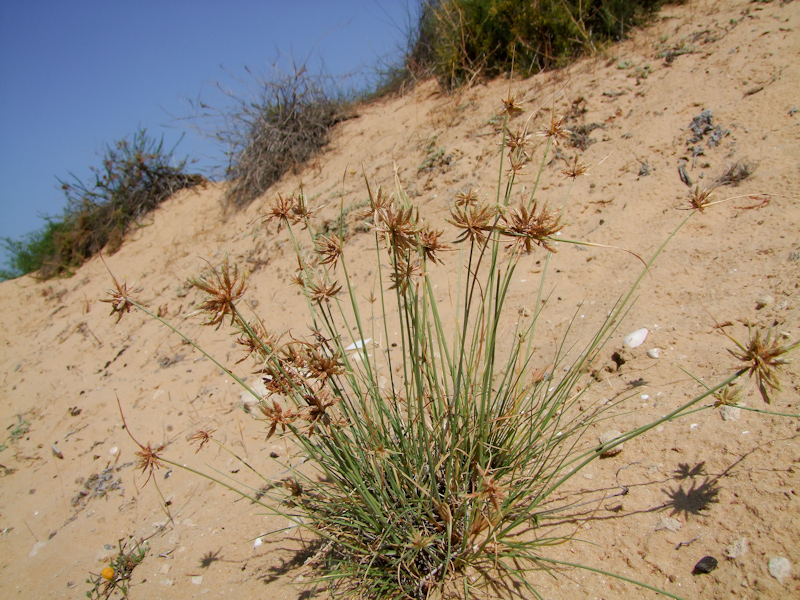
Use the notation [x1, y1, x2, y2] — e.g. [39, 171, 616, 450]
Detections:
[0, 129, 204, 281]
[85, 538, 148, 599]
[407, 0, 671, 88]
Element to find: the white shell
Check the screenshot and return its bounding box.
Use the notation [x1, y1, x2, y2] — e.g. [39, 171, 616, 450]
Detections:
[253, 537, 263, 548]
[647, 348, 660, 359]
[623, 328, 648, 348]
[345, 339, 372, 351]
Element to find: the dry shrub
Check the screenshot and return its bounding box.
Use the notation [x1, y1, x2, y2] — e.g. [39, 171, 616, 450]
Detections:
[203, 66, 352, 209]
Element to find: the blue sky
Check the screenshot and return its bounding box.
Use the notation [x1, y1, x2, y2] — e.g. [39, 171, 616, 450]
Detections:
[0, 0, 417, 260]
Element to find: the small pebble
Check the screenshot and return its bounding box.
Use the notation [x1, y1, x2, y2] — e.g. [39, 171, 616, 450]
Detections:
[598, 430, 624, 457]
[647, 348, 661, 359]
[693, 556, 718, 575]
[768, 557, 791, 583]
[720, 405, 741, 421]
[755, 295, 773, 310]
[253, 537, 263, 549]
[726, 538, 748, 559]
[655, 517, 682, 532]
[191, 576, 203, 585]
[623, 328, 648, 348]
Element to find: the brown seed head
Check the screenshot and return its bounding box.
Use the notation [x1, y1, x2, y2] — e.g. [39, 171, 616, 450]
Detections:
[561, 155, 589, 179]
[260, 400, 298, 440]
[538, 113, 570, 145]
[447, 202, 498, 245]
[500, 201, 563, 253]
[135, 442, 166, 486]
[453, 187, 479, 207]
[187, 428, 215, 453]
[372, 202, 421, 255]
[306, 277, 342, 303]
[389, 253, 423, 294]
[500, 91, 524, 117]
[315, 233, 343, 270]
[418, 226, 450, 265]
[727, 325, 799, 403]
[263, 193, 295, 231]
[101, 276, 142, 323]
[189, 258, 247, 329]
[687, 186, 716, 212]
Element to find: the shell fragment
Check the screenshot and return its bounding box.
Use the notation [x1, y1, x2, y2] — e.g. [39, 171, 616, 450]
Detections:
[623, 328, 648, 348]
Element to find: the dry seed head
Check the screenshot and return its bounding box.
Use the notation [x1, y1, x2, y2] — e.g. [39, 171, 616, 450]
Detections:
[189, 258, 247, 329]
[727, 325, 799, 403]
[538, 113, 570, 145]
[260, 400, 297, 440]
[500, 91, 524, 117]
[504, 127, 531, 154]
[447, 202, 497, 245]
[187, 428, 215, 453]
[315, 233, 343, 270]
[372, 202, 420, 255]
[389, 253, 423, 294]
[306, 276, 342, 303]
[418, 226, 450, 265]
[500, 201, 564, 253]
[688, 186, 716, 212]
[304, 346, 345, 380]
[561, 155, 589, 179]
[102, 276, 142, 324]
[263, 193, 295, 231]
[453, 187, 479, 207]
[135, 442, 165, 486]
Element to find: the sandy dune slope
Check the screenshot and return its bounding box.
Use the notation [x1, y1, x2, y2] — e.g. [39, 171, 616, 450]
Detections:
[1, 1, 798, 598]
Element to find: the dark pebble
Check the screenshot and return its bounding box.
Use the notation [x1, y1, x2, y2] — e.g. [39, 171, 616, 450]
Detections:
[270, 451, 279, 458]
[692, 556, 718, 575]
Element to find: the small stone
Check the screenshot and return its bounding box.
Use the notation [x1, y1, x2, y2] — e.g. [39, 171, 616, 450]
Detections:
[755, 295, 773, 310]
[726, 538, 748, 559]
[693, 556, 718, 575]
[720, 405, 741, 421]
[191, 576, 203, 585]
[655, 517, 682, 532]
[768, 557, 791, 583]
[598, 430, 624, 457]
[647, 348, 661, 359]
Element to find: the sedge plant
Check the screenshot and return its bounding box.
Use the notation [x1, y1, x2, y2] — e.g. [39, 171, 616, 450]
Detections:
[104, 95, 796, 600]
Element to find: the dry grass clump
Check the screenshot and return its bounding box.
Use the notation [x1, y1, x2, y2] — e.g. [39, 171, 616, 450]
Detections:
[716, 160, 756, 186]
[105, 98, 797, 600]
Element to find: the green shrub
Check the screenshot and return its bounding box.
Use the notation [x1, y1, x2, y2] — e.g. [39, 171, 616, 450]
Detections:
[0, 129, 204, 281]
[407, 0, 672, 88]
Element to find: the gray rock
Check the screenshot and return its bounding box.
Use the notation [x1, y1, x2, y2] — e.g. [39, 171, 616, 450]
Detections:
[655, 517, 682, 532]
[725, 538, 748, 559]
[768, 557, 791, 583]
[720, 405, 741, 421]
[599, 430, 624, 457]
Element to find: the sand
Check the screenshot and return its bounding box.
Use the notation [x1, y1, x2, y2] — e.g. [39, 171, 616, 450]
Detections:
[1, 0, 798, 598]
